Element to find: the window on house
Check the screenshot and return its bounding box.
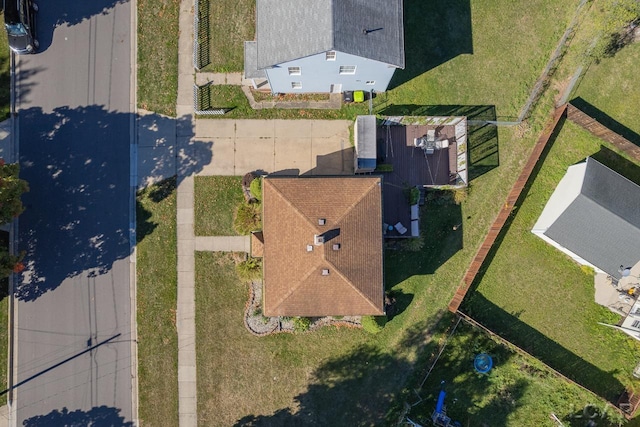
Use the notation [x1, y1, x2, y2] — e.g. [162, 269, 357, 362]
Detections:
[633, 320, 640, 328]
[365, 80, 375, 85]
[291, 82, 302, 89]
[326, 51, 336, 61]
[339, 65, 356, 75]
[288, 66, 301, 75]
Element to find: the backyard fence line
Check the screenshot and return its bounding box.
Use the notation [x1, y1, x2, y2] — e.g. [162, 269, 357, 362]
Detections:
[414, 316, 461, 395]
[193, 0, 211, 70]
[448, 104, 568, 313]
[456, 311, 625, 417]
[566, 103, 640, 162]
[517, 0, 591, 122]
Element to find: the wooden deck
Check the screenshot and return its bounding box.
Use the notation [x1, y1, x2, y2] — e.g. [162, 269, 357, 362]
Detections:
[378, 124, 458, 233]
[448, 105, 568, 312]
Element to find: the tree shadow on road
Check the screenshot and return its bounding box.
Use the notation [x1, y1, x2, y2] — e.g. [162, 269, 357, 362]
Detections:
[35, 0, 129, 52]
[22, 405, 133, 426]
[16, 106, 210, 301]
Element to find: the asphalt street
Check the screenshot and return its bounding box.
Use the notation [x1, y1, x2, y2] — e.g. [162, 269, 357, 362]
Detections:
[13, 0, 134, 425]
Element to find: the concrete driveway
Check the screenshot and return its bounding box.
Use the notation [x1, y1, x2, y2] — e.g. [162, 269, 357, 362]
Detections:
[194, 119, 354, 176]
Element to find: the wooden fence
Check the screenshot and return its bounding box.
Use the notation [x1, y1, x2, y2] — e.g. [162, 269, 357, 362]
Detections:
[446, 102, 640, 417]
[457, 312, 628, 416]
[448, 104, 568, 312]
[567, 103, 640, 162]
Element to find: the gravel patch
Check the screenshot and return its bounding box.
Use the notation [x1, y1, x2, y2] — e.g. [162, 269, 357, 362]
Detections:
[244, 281, 362, 336]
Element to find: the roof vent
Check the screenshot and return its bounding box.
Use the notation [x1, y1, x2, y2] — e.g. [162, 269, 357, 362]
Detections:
[332, 243, 341, 251]
[318, 218, 326, 225]
[306, 245, 314, 252]
[314, 234, 325, 245]
[322, 269, 330, 276]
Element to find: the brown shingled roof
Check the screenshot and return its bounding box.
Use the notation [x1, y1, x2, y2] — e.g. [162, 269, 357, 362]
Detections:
[262, 176, 384, 316]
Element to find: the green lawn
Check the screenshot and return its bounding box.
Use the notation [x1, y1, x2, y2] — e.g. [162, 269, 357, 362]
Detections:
[195, 251, 428, 426]
[376, 0, 577, 120]
[200, 85, 370, 120]
[194, 176, 244, 236]
[410, 319, 626, 426]
[205, 0, 255, 72]
[138, 0, 179, 116]
[136, 178, 178, 426]
[572, 41, 640, 140]
[0, 15, 10, 120]
[462, 120, 640, 402]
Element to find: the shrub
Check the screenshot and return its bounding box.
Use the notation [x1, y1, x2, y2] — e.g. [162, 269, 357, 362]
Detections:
[401, 236, 425, 252]
[361, 315, 387, 334]
[375, 164, 393, 172]
[235, 258, 262, 282]
[580, 265, 595, 276]
[249, 177, 262, 201]
[404, 186, 420, 205]
[0, 160, 29, 225]
[293, 316, 311, 332]
[453, 188, 468, 204]
[233, 202, 261, 235]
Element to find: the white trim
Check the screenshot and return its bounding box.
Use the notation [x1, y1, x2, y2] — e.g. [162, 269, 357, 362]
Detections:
[291, 81, 302, 90]
[326, 51, 336, 61]
[287, 66, 301, 76]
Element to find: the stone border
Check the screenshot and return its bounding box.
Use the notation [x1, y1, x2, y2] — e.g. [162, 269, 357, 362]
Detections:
[243, 281, 362, 336]
[241, 86, 342, 110]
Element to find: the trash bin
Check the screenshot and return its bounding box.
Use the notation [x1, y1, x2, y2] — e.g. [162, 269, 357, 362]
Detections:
[354, 90, 365, 103]
[343, 91, 354, 103]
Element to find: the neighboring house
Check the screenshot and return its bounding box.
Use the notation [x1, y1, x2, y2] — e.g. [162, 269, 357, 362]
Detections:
[244, 0, 405, 94]
[532, 157, 640, 340]
[261, 176, 384, 316]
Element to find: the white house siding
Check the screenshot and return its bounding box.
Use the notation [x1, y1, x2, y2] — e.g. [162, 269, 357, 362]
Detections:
[531, 162, 585, 233]
[265, 50, 397, 93]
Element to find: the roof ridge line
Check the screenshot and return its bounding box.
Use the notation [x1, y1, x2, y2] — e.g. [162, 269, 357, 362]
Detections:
[271, 264, 317, 313]
[332, 178, 380, 225]
[329, 261, 382, 312]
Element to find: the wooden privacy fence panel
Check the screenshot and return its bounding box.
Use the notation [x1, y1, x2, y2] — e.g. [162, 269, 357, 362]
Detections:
[448, 105, 568, 312]
[567, 103, 640, 161]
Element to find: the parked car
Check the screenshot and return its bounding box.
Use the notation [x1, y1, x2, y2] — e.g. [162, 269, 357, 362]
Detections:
[4, 0, 38, 54]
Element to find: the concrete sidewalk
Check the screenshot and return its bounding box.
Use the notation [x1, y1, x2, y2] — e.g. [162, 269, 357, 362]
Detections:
[176, 0, 198, 425]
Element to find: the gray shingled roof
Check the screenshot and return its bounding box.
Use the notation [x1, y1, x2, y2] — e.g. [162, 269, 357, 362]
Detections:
[244, 41, 266, 79]
[545, 158, 640, 277]
[256, 0, 404, 69]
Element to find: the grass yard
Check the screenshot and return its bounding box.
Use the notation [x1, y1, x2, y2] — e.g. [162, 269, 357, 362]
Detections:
[138, 0, 179, 116]
[572, 41, 640, 141]
[409, 319, 626, 426]
[199, 85, 370, 120]
[205, 0, 255, 72]
[462, 120, 640, 402]
[0, 16, 10, 120]
[194, 176, 244, 236]
[376, 0, 578, 120]
[195, 251, 444, 426]
[136, 178, 178, 426]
